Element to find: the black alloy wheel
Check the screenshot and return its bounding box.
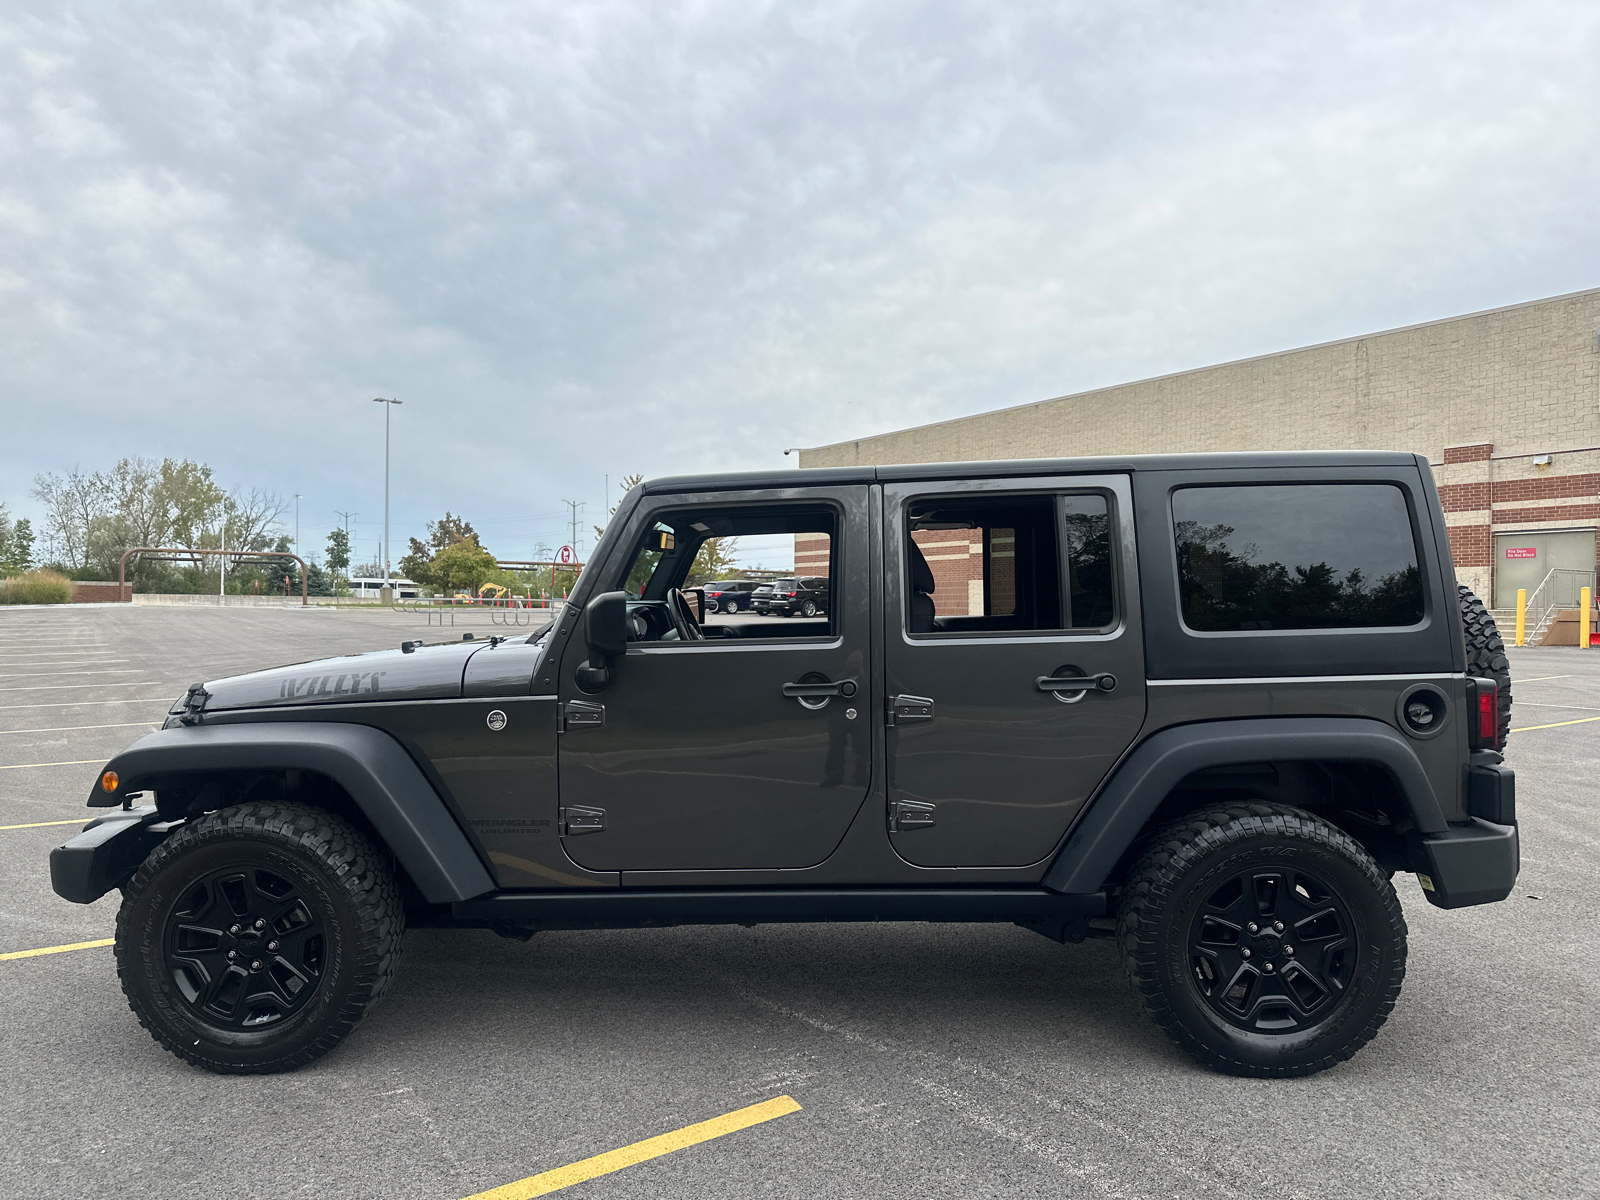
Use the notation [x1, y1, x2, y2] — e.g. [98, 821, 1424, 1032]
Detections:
[117, 801, 403, 1074]
[1186, 866, 1357, 1033]
[162, 864, 326, 1029]
[1118, 802, 1406, 1077]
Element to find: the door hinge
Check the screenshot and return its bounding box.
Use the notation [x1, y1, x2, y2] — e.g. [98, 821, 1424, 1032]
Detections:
[886, 695, 935, 726]
[559, 700, 605, 732]
[559, 805, 606, 835]
[890, 799, 937, 832]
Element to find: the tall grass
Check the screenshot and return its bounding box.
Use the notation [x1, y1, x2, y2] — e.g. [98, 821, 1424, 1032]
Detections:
[0, 570, 75, 605]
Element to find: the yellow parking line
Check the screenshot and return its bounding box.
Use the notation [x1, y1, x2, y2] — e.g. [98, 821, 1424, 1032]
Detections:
[0, 938, 114, 962]
[0, 818, 87, 831]
[461, 1095, 802, 1200]
[0, 759, 105, 771]
[1511, 714, 1600, 733]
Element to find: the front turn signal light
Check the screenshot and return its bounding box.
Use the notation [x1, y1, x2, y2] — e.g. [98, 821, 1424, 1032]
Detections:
[100, 771, 119, 793]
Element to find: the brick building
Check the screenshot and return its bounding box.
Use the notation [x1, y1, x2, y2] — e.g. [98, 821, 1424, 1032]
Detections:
[796, 287, 1600, 620]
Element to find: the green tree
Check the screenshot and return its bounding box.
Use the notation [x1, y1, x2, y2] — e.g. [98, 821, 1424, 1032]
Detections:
[428, 536, 499, 594]
[325, 527, 351, 576]
[686, 536, 741, 586]
[6, 517, 34, 574]
[400, 512, 481, 586]
[0, 507, 33, 575]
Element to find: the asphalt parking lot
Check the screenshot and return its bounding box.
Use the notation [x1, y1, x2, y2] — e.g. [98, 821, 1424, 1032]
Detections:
[1, 604, 1597, 1199]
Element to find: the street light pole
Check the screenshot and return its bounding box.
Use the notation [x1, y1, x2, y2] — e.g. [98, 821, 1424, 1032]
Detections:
[293, 494, 302, 563]
[372, 398, 403, 585]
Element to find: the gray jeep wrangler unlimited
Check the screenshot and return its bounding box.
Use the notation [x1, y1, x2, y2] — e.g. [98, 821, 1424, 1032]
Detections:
[51, 452, 1518, 1078]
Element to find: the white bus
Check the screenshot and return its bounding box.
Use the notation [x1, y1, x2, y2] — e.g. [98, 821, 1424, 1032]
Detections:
[347, 577, 422, 600]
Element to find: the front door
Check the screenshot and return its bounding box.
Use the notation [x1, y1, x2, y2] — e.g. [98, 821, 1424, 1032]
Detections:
[883, 475, 1147, 867]
[556, 487, 872, 872]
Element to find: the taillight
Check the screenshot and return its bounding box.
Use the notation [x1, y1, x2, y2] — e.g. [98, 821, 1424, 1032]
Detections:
[1466, 677, 1500, 750]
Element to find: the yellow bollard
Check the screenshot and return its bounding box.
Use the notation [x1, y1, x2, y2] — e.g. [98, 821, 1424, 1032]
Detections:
[1515, 589, 1527, 647]
[1583, 586, 1593, 650]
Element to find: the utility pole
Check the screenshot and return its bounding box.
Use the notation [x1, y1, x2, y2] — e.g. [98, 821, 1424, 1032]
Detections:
[372, 398, 403, 585]
[293, 494, 302, 562]
[562, 500, 585, 563]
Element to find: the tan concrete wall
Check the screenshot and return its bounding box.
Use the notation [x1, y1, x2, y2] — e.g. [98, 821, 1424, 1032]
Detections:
[799, 288, 1600, 470]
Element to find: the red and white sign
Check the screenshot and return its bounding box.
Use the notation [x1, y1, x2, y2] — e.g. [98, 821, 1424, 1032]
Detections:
[556, 544, 576, 565]
[1505, 547, 1537, 559]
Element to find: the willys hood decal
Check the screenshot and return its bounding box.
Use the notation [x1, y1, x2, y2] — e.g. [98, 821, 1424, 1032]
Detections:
[195, 639, 488, 712]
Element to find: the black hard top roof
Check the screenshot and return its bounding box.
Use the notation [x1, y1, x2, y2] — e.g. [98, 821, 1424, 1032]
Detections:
[642, 450, 1424, 495]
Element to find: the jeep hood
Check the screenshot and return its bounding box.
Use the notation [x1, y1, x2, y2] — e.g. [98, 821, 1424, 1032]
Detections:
[185, 637, 532, 715]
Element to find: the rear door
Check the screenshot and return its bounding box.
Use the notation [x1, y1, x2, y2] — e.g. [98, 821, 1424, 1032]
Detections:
[882, 474, 1147, 867]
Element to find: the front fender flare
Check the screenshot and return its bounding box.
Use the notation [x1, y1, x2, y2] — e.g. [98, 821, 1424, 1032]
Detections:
[87, 723, 495, 904]
[1042, 717, 1447, 894]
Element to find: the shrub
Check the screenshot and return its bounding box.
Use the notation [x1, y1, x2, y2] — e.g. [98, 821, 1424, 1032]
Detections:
[0, 570, 75, 605]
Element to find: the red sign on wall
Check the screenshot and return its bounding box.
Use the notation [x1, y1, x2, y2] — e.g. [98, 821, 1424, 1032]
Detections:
[1505, 547, 1537, 559]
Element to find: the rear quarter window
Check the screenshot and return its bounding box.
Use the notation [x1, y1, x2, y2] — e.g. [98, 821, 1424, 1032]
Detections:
[1173, 484, 1424, 631]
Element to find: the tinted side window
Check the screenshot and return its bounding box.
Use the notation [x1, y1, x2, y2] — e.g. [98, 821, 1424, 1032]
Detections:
[1173, 484, 1424, 631]
[1062, 495, 1114, 628]
[904, 492, 1113, 634]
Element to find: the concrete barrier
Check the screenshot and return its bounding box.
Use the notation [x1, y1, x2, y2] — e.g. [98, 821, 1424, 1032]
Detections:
[131, 594, 307, 608]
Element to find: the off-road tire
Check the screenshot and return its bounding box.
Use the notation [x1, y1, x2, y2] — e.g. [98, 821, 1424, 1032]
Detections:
[1117, 802, 1406, 1078]
[1459, 584, 1513, 746]
[116, 802, 403, 1074]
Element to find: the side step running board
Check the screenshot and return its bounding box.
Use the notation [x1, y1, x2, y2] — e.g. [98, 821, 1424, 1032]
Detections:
[452, 888, 1106, 931]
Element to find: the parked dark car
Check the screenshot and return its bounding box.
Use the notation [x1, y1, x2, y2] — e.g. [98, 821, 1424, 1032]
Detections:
[701, 580, 762, 614]
[52, 451, 1518, 1078]
[750, 579, 793, 614]
[763, 576, 830, 618]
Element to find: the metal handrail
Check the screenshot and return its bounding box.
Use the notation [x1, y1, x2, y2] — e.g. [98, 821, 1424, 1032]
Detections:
[1523, 567, 1597, 644]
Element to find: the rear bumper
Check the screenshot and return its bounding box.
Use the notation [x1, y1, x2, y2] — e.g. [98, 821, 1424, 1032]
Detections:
[1408, 817, 1519, 909]
[49, 806, 172, 904]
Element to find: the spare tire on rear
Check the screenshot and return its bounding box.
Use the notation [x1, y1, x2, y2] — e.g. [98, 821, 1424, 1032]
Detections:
[1459, 585, 1513, 748]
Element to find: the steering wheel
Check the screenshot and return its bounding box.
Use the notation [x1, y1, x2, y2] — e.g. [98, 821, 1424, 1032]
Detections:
[667, 589, 705, 641]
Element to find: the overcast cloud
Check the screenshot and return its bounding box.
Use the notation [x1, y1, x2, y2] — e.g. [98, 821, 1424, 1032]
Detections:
[3, 1, 1598, 564]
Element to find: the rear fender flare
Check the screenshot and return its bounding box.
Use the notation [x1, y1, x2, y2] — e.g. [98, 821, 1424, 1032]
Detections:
[89, 723, 495, 903]
[1041, 717, 1447, 894]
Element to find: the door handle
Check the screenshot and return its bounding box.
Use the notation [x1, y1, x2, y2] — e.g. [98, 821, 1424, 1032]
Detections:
[781, 679, 858, 698]
[1036, 673, 1117, 694]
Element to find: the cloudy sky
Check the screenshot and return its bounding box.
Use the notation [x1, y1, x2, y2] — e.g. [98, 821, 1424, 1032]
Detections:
[4, 1, 1598, 567]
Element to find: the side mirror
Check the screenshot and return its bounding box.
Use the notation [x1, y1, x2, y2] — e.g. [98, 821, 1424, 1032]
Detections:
[576, 590, 628, 693]
[585, 591, 629, 658]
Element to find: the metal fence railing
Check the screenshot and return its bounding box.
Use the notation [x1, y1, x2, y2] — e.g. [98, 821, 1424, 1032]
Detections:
[1523, 567, 1597, 645]
[390, 596, 568, 628]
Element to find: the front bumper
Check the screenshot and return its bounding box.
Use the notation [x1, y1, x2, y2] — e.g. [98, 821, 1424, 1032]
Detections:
[50, 806, 174, 904]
